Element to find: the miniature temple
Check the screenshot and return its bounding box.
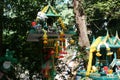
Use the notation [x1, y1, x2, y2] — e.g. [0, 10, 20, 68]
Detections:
[27, 4, 76, 80]
[76, 31, 120, 80]
[27, 4, 75, 41]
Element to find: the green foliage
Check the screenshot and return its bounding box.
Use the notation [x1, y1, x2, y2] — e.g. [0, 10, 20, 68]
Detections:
[1, 0, 120, 79]
[2, 0, 49, 79]
[55, 1, 75, 26]
[85, 0, 120, 19]
[84, 0, 120, 37]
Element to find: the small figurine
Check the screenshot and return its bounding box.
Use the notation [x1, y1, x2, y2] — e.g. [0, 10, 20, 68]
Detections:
[36, 11, 48, 21]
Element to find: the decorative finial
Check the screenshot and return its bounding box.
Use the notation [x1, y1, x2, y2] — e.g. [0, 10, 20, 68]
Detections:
[48, 0, 51, 5]
[106, 30, 109, 37]
[115, 31, 119, 38]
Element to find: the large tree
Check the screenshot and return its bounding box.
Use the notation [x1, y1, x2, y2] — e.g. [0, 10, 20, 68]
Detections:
[73, 0, 90, 48]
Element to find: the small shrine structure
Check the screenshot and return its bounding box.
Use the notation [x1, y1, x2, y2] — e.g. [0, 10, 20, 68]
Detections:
[27, 3, 75, 80]
[76, 31, 120, 80]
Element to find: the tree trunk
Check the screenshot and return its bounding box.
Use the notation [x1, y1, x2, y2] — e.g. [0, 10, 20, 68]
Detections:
[73, 0, 90, 48]
[0, 0, 3, 56]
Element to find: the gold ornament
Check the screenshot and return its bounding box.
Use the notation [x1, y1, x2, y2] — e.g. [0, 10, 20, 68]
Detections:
[70, 39, 74, 44]
[43, 40, 48, 44]
[96, 50, 102, 57]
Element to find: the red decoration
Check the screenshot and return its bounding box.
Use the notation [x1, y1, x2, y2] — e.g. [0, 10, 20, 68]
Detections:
[49, 50, 55, 55]
[59, 50, 67, 54]
[42, 63, 50, 78]
[58, 56, 64, 58]
[31, 21, 36, 27]
[103, 66, 108, 74]
[63, 46, 66, 50]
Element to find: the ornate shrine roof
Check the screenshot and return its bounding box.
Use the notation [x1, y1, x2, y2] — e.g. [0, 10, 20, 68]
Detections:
[27, 4, 76, 42]
[90, 31, 120, 50]
[41, 4, 60, 17]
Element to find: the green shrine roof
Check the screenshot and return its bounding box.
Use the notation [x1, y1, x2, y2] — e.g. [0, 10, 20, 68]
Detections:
[41, 4, 60, 17]
[91, 31, 120, 49]
[27, 4, 75, 42]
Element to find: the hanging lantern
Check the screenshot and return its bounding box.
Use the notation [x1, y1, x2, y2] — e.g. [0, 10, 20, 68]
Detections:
[43, 40, 48, 44]
[43, 29, 48, 44]
[43, 33, 48, 40]
[59, 31, 65, 42]
[43, 37, 48, 41]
